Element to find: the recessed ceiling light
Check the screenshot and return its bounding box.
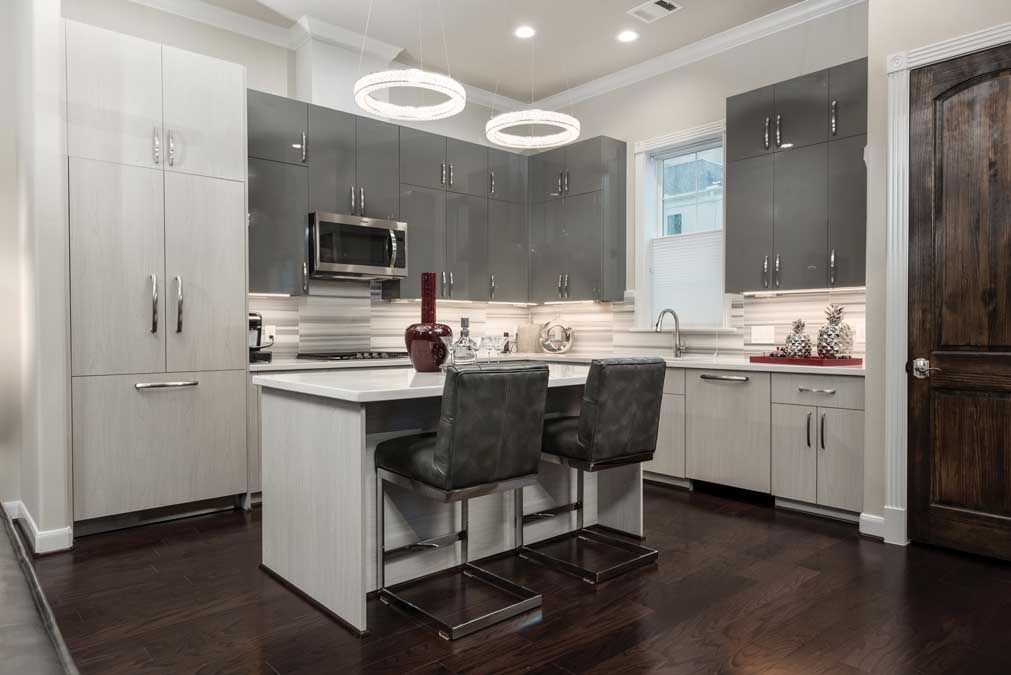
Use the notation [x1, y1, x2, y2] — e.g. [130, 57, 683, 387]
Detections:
[617, 30, 640, 43]
[514, 25, 536, 39]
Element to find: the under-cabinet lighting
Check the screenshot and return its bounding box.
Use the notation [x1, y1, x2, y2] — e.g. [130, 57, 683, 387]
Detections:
[742, 286, 865, 298]
[541, 300, 601, 305]
[248, 293, 292, 298]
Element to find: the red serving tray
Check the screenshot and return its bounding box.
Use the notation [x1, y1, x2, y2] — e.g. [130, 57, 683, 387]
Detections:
[750, 355, 863, 366]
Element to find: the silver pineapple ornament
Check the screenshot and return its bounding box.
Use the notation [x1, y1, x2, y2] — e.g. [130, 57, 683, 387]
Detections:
[784, 318, 812, 358]
[817, 303, 854, 359]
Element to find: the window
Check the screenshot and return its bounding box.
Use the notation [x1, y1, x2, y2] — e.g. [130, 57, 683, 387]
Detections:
[646, 138, 725, 328]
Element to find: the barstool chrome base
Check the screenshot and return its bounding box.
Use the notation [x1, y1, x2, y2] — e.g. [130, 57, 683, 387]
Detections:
[518, 528, 658, 585]
[379, 562, 541, 641]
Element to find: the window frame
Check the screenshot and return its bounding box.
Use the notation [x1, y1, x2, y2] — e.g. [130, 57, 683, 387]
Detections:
[633, 121, 729, 331]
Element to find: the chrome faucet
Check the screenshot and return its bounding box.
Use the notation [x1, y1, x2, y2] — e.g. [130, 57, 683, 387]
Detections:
[655, 308, 687, 358]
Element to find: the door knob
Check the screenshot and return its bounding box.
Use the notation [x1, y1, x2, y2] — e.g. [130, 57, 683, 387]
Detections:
[912, 358, 940, 379]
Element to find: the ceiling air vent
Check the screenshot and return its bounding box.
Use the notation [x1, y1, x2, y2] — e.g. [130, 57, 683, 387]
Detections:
[627, 0, 682, 24]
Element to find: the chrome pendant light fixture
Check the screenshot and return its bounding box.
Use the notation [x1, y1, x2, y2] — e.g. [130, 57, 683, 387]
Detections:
[353, 0, 466, 122]
[485, 29, 580, 149]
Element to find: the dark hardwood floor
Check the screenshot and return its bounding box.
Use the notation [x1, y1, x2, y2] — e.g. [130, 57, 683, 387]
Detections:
[31, 483, 1011, 675]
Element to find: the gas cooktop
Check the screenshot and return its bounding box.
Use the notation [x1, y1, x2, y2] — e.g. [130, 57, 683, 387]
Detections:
[296, 351, 409, 362]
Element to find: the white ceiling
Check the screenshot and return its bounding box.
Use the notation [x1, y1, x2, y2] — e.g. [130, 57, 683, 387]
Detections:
[210, 0, 806, 101]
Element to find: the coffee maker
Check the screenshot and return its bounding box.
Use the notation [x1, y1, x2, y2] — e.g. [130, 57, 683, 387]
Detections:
[249, 312, 273, 363]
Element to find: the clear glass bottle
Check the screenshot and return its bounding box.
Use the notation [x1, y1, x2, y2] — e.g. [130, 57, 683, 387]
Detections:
[452, 317, 479, 365]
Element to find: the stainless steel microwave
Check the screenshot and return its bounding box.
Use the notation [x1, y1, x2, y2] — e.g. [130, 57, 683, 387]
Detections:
[308, 212, 407, 280]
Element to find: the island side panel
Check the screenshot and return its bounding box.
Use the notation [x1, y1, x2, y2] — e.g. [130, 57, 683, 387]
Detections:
[261, 388, 368, 632]
[596, 464, 644, 536]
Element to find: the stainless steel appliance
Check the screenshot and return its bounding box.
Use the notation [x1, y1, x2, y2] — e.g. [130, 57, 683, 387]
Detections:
[249, 312, 274, 363]
[296, 351, 409, 362]
[308, 212, 407, 280]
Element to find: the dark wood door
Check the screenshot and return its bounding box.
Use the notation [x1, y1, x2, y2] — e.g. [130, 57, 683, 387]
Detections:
[909, 44, 1011, 560]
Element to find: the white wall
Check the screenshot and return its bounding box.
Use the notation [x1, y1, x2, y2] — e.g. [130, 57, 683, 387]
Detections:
[62, 0, 291, 96]
[0, 0, 21, 505]
[861, 0, 1011, 520]
[16, 0, 72, 534]
[565, 2, 868, 291]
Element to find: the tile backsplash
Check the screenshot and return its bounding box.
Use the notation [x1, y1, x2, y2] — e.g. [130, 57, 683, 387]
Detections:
[249, 282, 866, 358]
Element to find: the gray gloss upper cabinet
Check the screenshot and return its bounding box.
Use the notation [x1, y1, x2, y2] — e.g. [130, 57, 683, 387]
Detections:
[488, 148, 525, 203]
[773, 143, 828, 290]
[445, 193, 488, 300]
[564, 191, 604, 300]
[356, 117, 399, 220]
[773, 70, 828, 151]
[529, 200, 566, 302]
[394, 184, 446, 300]
[400, 127, 446, 190]
[725, 155, 774, 293]
[529, 147, 565, 202]
[248, 157, 308, 296]
[487, 200, 528, 302]
[726, 85, 775, 162]
[563, 138, 608, 196]
[248, 90, 307, 166]
[827, 135, 867, 287]
[828, 58, 868, 140]
[446, 139, 488, 197]
[307, 105, 356, 215]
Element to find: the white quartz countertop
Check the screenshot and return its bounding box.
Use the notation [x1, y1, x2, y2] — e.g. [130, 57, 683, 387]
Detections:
[250, 352, 864, 377]
[253, 362, 591, 403]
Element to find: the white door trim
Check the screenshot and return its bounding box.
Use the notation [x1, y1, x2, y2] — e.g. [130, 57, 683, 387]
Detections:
[883, 20, 1011, 547]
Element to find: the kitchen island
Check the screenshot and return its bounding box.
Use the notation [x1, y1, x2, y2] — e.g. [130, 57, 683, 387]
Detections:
[252, 362, 642, 635]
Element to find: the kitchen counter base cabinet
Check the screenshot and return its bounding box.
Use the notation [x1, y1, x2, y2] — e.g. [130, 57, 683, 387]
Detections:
[644, 369, 687, 478]
[72, 371, 247, 522]
[687, 370, 771, 493]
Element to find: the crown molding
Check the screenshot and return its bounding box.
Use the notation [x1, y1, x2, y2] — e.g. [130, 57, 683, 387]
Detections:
[534, 0, 866, 110]
[289, 15, 401, 62]
[889, 20, 1011, 72]
[126, 0, 292, 48]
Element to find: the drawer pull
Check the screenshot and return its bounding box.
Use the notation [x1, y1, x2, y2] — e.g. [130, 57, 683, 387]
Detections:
[798, 387, 836, 395]
[135, 381, 198, 390]
[700, 374, 749, 382]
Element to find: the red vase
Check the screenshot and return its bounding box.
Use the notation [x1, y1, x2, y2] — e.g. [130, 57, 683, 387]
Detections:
[405, 272, 453, 372]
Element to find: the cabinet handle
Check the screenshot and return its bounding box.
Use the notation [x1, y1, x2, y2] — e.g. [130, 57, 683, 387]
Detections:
[350, 185, 356, 214]
[775, 114, 782, 148]
[174, 276, 183, 333]
[449, 271, 454, 297]
[150, 274, 158, 333]
[359, 187, 365, 216]
[762, 255, 769, 289]
[774, 254, 781, 288]
[829, 249, 836, 287]
[301, 132, 307, 162]
[564, 273, 570, 299]
[168, 131, 175, 166]
[806, 411, 812, 448]
[820, 413, 827, 450]
[441, 162, 446, 186]
[449, 163, 454, 187]
[763, 117, 770, 150]
[441, 271, 447, 297]
[557, 273, 563, 299]
[153, 128, 161, 164]
[490, 170, 495, 196]
[303, 261, 308, 294]
[700, 374, 749, 382]
[798, 387, 837, 395]
[135, 381, 198, 390]
[564, 171, 570, 193]
[556, 172, 563, 196]
[490, 273, 496, 299]
[830, 100, 838, 136]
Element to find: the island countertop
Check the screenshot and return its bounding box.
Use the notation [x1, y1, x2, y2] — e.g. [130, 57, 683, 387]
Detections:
[252, 362, 591, 403]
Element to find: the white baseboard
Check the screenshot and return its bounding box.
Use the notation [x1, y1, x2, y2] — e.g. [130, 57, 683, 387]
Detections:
[883, 505, 909, 546]
[859, 512, 885, 539]
[6, 501, 73, 554]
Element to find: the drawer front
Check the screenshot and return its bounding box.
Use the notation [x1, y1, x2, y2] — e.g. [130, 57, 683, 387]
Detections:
[73, 370, 247, 521]
[664, 368, 686, 395]
[686, 370, 771, 493]
[771, 373, 864, 410]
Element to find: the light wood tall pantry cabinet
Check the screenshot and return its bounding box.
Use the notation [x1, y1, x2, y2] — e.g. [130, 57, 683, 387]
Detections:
[66, 23, 248, 522]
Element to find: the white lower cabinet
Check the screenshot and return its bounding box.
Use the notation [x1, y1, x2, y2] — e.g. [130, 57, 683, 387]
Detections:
[645, 393, 686, 478]
[686, 370, 771, 493]
[72, 370, 247, 521]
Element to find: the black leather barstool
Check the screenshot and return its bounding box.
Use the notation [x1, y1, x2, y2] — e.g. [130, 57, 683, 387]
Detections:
[517, 357, 666, 584]
[375, 362, 550, 640]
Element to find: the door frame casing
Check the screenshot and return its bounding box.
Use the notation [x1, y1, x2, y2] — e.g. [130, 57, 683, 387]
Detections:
[882, 21, 1011, 546]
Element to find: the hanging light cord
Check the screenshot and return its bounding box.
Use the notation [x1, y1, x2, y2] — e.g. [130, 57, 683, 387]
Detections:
[438, 0, 451, 78]
[357, 0, 376, 78]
